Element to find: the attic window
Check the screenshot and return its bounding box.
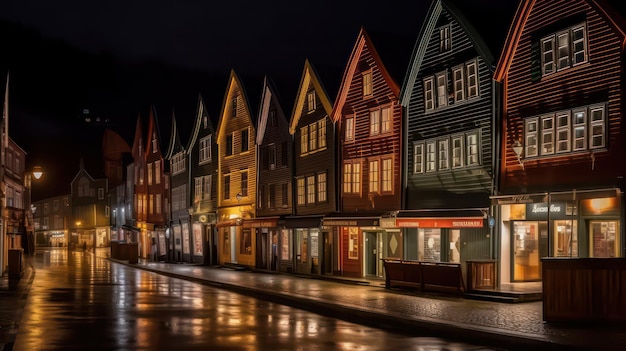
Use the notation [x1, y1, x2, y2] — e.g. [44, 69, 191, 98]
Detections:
[362, 71, 373, 97]
[439, 25, 451, 52]
[307, 91, 316, 112]
[232, 97, 238, 117]
[540, 23, 587, 76]
[152, 133, 158, 153]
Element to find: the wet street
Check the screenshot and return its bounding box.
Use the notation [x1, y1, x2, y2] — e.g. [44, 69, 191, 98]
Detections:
[13, 249, 504, 351]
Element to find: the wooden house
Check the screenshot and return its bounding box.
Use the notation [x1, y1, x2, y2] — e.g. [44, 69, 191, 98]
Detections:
[493, 0, 626, 283]
[254, 76, 292, 271]
[327, 27, 408, 278]
[216, 70, 259, 267]
[287, 59, 339, 276]
[400, 0, 513, 273]
[187, 94, 220, 265]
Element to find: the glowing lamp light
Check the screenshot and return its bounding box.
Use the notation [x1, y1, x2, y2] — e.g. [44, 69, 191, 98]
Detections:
[32, 166, 43, 180]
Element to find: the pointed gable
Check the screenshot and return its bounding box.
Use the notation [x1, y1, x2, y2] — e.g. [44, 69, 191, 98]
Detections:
[186, 93, 214, 152]
[331, 27, 401, 122]
[494, 0, 626, 82]
[145, 105, 162, 157]
[289, 59, 334, 135]
[257, 76, 289, 144]
[164, 108, 183, 160]
[131, 113, 144, 161]
[217, 70, 257, 139]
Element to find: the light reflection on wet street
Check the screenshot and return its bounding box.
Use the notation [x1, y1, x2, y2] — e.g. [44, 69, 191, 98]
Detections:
[14, 249, 503, 351]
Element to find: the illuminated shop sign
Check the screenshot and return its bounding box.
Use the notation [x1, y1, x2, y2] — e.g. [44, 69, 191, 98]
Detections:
[394, 217, 484, 228]
[525, 202, 569, 220]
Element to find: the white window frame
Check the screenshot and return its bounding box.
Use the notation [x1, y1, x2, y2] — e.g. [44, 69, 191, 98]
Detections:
[436, 71, 448, 108]
[541, 115, 554, 155]
[556, 111, 571, 153]
[438, 139, 449, 170]
[452, 135, 463, 168]
[199, 135, 212, 164]
[589, 105, 605, 149]
[573, 109, 587, 151]
[541, 23, 587, 77]
[525, 117, 539, 157]
[466, 60, 479, 98]
[426, 141, 436, 172]
[414, 143, 424, 173]
[466, 132, 479, 166]
[424, 77, 435, 111]
[439, 25, 451, 52]
[452, 65, 465, 102]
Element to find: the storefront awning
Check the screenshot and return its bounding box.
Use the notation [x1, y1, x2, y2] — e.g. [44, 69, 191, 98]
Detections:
[392, 209, 487, 228]
[243, 217, 280, 229]
[216, 219, 242, 228]
[491, 188, 621, 204]
[322, 212, 385, 227]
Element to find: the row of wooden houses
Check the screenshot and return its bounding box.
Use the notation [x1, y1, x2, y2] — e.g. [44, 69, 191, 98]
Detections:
[35, 0, 626, 289]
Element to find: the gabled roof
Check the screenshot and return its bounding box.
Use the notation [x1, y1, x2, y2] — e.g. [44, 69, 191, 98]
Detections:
[216, 69, 259, 139]
[289, 59, 335, 135]
[494, 0, 626, 82]
[256, 75, 285, 145]
[331, 27, 402, 123]
[131, 113, 143, 161]
[145, 104, 163, 157]
[401, 0, 516, 106]
[185, 93, 214, 153]
[163, 108, 183, 160]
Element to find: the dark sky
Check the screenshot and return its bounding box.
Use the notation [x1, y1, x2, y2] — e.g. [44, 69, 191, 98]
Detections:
[0, 0, 522, 200]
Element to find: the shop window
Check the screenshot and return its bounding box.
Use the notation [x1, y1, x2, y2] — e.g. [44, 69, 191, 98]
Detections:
[589, 221, 619, 258]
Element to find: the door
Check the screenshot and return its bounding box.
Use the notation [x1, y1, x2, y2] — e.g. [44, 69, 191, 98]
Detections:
[295, 228, 309, 274]
[255, 229, 269, 269]
[364, 231, 377, 277]
[322, 231, 332, 275]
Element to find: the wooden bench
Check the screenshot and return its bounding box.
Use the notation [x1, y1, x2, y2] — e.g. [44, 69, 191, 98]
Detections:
[382, 259, 465, 294]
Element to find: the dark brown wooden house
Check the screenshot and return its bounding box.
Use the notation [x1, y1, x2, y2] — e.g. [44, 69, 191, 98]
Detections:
[493, 0, 626, 283]
[287, 59, 339, 276]
[328, 27, 406, 278]
[254, 76, 292, 271]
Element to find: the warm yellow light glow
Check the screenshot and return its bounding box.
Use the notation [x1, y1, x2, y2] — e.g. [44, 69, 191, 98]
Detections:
[589, 197, 614, 213]
[32, 165, 43, 179]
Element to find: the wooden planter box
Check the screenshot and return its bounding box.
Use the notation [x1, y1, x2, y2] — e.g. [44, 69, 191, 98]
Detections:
[542, 258, 626, 323]
[382, 259, 464, 293]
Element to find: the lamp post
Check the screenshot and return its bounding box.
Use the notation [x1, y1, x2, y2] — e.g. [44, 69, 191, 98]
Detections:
[24, 166, 44, 255]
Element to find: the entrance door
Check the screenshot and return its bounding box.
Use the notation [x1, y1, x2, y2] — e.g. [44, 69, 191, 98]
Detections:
[295, 228, 309, 274]
[364, 231, 378, 277]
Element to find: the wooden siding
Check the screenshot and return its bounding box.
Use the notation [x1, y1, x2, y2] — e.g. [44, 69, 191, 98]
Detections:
[294, 82, 337, 216]
[339, 41, 402, 212]
[218, 78, 257, 216]
[257, 92, 293, 217]
[502, 0, 625, 193]
[405, 9, 494, 209]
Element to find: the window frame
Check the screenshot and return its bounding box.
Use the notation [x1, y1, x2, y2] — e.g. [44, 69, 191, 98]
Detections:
[362, 70, 373, 97]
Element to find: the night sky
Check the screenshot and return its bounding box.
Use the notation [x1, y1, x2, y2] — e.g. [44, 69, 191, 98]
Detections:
[0, 0, 520, 200]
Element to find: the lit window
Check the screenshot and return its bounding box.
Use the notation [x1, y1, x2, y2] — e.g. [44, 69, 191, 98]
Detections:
[382, 158, 392, 192]
[466, 133, 479, 165]
[345, 117, 354, 141]
[369, 160, 379, 193]
[363, 71, 373, 96]
[307, 91, 316, 112]
[297, 178, 305, 205]
[307, 176, 315, 204]
[318, 118, 326, 148]
[317, 173, 327, 202]
[300, 125, 308, 154]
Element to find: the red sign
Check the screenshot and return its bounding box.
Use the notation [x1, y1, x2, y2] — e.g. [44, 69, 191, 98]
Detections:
[395, 217, 484, 228]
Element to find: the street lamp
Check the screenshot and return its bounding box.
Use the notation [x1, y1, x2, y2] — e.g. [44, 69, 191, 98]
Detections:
[32, 166, 43, 180]
[511, 140, 524, 170]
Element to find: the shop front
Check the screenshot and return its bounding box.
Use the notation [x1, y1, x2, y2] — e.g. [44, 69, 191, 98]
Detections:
[243, 217, 280, 271]
[492, 188, 623, 284]
[281, 216, 324, 275]
[321, 215, 387, 279]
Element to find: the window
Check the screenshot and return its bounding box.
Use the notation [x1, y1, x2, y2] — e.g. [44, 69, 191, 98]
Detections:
[345, 117, 354, 141]
[241, 170, 248, 196]
[426, 142, 436, 172]
[452, 65, 465, 102]
[147, 163, 153, 185]
[241, 128, 249, 152]
[226, 134, 233, 156]
[466, 132, 479, 165]
[370, 110, 380, 135]
[317, 172, 327, 202]
[171, 152, 185, 175]
[438, 139, 449, 170]
[309, 122, 317, 150]
[363, 70, 373, 96]
[156, 194, 161, 214]
[199, 135, 212, 163]
[231, 96, 237, 117]
[439, 25, 451, 52]
[152, 132, 158, 153]
[269, 184, 276, 208]
[343, 162, 361, 194]
[195, 175, 211, 201]
[149, 194, 154, 214]
[266, 144, 276, 170]
[424, 77, 435, 111]
[300, 125, 309, 154]
[258, 185, 265, 209]
[307, 91, 316, 112]
[282, 183, 289, 206]
[541, 115, 554, 155]
[297, 178, 305, 205]
[318, 118, 326, 148]
[155, 160, 161, 184]
[452, 136, 463, 168]
[414, 144, 424, 173]
[306, 176, 315, 204]
[369, 160, 379, 193]
[541, 23, 587, 76]
[224, 175, 230, 200]
[466, 61, 478, 98]
[98, 188, 104, 200]
[382, 158, 392, 192]
[436, 71, 448, 108]
[524, 104, 606, 158]
[368, 106, 392, 136]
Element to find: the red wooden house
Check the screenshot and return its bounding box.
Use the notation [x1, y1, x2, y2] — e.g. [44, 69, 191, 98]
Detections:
[493, 0, 626, 283]
[328, 27, 407, 278]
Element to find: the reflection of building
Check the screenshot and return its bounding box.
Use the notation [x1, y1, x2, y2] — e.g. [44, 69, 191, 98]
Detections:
[33, 194, 71, 248]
